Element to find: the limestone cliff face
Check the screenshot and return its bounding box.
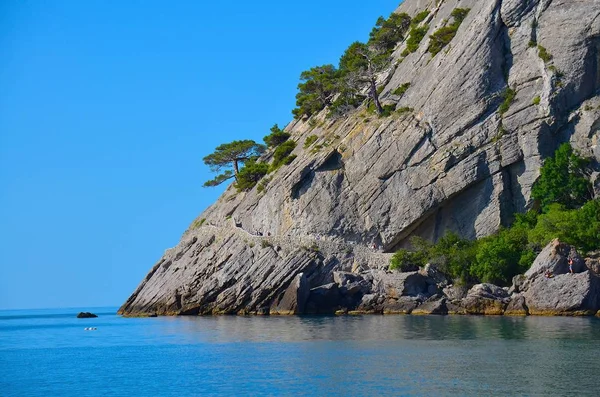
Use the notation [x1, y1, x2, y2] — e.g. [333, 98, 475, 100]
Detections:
[119, 0, 600, 316]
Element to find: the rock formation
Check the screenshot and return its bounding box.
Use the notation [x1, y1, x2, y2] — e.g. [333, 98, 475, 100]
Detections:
[119, 0, 600, 317]
[77, 312, 98, 318]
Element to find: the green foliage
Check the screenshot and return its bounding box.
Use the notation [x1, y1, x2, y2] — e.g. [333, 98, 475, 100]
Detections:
[369, 12, 412, 53]
[411, 10, 429, 27]
[234, 159, 269, 192]
[263, 124, 291, 148]
[532, 96, 541, 105]
[396, 107, 414, 115]
[472, 228, 532, 285]
[203, 170, 235, 187]
[390, 248, 421, 271]
[304, 135, 318, 148]
[528, 201, 600, 253]
[528, 39, 537, 48]
[292, 65, 339, 118]
[498, 87, 516, 115]
[261, 240, 273, 248]
[531, 143, 591, 210]
[392, 83, 411, 97]
[404, 25, 429, 54]
[428, 8, 470, 56]
[390, 144, 598, 286]
[537, 45, 552, 63]
[271, 140, 297, 169]
[203, 140, 266, 187]
[191, 218, 206, 229]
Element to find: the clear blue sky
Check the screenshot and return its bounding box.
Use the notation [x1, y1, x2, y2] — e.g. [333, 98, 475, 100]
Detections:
[0, 0, 401, 310]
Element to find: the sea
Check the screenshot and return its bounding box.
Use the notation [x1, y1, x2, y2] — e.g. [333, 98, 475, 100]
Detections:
[1, 308, 599, 396]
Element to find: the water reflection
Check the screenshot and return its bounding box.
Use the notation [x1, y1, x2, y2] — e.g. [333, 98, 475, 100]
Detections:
[170, 315, 600, 344]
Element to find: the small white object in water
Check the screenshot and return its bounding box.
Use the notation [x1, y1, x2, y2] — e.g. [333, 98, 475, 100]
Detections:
[84, 327, 97, 331]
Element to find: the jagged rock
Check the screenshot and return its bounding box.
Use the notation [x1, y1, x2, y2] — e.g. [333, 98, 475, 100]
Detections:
[333, 271, 362, 286]
[522, 272, 600, 316]
[504, 294, 528, 316]
[271, 273, 310, 315]
[508, 274, 526, 295]
[369, 270, 429, 298]
[119, 0, 600, 317]
[412, 298, 447, 315]
[460, 284, 510, 315]
[353, 293, 384, 314]
[382, 297, 420, 314]
[305, 283, 341, 314]
[525, 239, 586, 279]
[77, 312, 97, 318]
[585, 252, 600, 275]
[442, 285, 469, 301]
[516, 241, 600, 315]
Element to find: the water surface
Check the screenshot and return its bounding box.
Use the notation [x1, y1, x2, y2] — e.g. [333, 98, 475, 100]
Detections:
[1, 308, 599, 396]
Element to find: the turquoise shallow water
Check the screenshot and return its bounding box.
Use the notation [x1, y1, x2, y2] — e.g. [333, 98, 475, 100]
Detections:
[1, 308, 599, 396]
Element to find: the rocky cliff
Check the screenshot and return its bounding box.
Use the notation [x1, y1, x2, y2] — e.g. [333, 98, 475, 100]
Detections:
[119, 0, 600, 316]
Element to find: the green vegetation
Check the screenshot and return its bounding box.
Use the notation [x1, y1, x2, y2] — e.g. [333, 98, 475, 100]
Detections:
[532, 96, 541, 105]
[537, 45, 552, 63]
[391, 143, 599, 286]
[392, 83, 411, 97]
[531, 143, 591, 210]
[411, 10, 430, 27]
[304, 135, 318, 148]
[271, 140, 297, 170]
[498, 87, 516, 115]
[403, 25, 429, 55]
[428, 8, 470, 56]
[369, 12, 412, 53]
[396, 107, 414, 115]
[191, 218, 206, 229]
[292, 65, 338, 119]
[203, 140, 266, 187]
[263, 124, 290, 148]
[234, 159, 269, 192]
[528, 39, 537, 48]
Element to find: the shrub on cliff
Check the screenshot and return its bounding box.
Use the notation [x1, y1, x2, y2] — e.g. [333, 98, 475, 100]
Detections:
[531, 143, 591, 210]
[235, 159, 269, 192]
[369, 12, 412, 53]
[292, 65, 339, 119]
[428, 8, 470, 56]
[271, 140, 297, 170]
[263, 124, 290, 148]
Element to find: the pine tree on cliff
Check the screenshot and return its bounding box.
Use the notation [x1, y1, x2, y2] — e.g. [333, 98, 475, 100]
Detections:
[203, 140, 266, 187]
[339, 42, 389, 115]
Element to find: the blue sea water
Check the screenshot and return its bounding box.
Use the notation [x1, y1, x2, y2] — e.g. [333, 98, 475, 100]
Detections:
[1, 308, 599, 396]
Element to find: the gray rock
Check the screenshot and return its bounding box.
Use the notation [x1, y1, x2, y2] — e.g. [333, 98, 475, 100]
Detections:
[522, 272, 600, 316]
[305, 283, 341, 314]
[382, 297, 420, 314]
[119, 0, 600, 317]
[412, 298, 447, 315]
[525, 239, 585, 279]
[504, 294, 528, 316]
[270, 273, 310, 315]
[460, 283, 510, 315]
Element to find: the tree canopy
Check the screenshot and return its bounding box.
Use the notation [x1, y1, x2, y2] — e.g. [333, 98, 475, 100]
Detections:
[263, 124, 290, 148]
[292, 65, 338, 119]
[202, 140, 265, 187]
[369, 12, 411, 52]
[531, 143, 591, 210]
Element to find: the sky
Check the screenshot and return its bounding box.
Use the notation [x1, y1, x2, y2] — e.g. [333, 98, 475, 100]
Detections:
[0, 0, 401, 310]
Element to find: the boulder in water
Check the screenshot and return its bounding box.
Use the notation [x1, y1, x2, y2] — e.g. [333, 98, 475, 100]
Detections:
[77, 312, 98, 318]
